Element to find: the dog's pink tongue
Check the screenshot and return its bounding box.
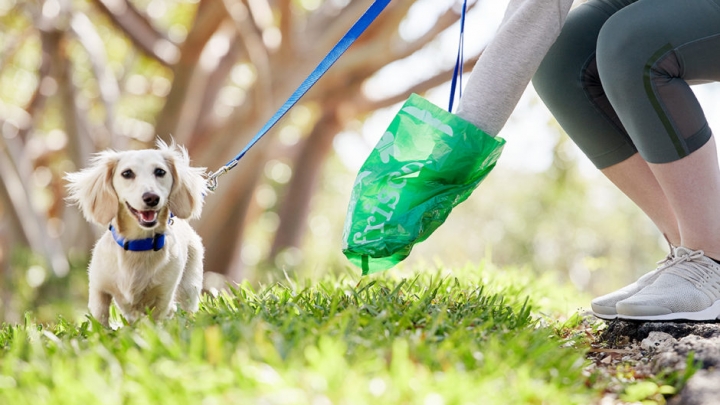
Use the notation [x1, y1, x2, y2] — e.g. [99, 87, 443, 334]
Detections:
[141, 211, 158, 223]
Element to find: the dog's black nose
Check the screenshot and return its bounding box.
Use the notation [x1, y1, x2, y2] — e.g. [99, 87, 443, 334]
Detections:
[143, 192, 160, 207]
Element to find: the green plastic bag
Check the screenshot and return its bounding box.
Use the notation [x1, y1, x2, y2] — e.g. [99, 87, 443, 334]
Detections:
[342, 93, 506, 275]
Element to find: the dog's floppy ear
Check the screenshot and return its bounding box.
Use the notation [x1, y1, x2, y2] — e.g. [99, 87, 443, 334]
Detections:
[65, 151, 119, 225]
[160, 140, 208, 220]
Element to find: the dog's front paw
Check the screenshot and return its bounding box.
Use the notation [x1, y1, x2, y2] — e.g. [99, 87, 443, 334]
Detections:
[88, 290, 112, 327]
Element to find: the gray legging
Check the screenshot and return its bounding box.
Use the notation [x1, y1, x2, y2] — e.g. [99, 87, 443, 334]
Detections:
[533, 0, 720, 169]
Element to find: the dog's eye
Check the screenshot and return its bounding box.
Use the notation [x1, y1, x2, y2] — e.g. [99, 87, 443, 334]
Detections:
[154, 168, 166, 177]
[121, 170, 134, 179]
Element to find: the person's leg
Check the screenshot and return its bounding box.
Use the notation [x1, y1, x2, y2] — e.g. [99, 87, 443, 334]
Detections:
[597, 0, 720, 256]
[601, 155, 680, 245]
[534, 0, 682, 244]
[456, 0, 574, 136]
[532, 0, 680, 319]
[648, 140, 720, 258]
[533, 0, 683, 239]
[596, 0, 720, 320]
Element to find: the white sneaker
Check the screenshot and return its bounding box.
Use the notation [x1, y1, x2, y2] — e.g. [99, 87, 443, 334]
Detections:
[591, 248, 675, 319]
[616, 247, 720, 321]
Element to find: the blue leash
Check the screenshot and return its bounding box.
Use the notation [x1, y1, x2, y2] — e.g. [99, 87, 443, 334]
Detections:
[448, 0, 468, 113]
[207, 0, 392, 190]
[206, 0, 468, 190]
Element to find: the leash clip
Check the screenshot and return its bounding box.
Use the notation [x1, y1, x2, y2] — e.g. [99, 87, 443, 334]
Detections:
[206, 160, 238, 191]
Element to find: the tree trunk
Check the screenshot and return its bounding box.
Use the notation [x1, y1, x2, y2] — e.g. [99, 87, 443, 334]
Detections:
[155, 0, 228, 142]
[197, 146, 267, 281]
[270, 109, 340, 258]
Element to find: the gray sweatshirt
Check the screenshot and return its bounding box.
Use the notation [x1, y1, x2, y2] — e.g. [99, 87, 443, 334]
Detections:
[456, 0, 575, 137]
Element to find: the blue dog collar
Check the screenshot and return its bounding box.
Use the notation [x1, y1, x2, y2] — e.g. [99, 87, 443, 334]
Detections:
[109, 225, 165, 252]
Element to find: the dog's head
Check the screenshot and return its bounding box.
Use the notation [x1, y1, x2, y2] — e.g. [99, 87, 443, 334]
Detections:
[66, 140, 208, 228]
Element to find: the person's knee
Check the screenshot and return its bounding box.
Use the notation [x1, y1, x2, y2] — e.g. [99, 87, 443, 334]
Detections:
[596, 16, 639, 87]
[596, 12, 673, 92]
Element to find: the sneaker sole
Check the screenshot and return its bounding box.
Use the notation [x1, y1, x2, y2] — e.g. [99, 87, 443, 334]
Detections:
[617, 300, 720, 321]
[591, 312, 617, 320]
[590, 305, 618, 320]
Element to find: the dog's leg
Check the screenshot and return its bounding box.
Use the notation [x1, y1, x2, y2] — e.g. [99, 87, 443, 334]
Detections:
[89, 289, 113, 326]
[142, 291, 175, 322]
[175, 238, 204, 313]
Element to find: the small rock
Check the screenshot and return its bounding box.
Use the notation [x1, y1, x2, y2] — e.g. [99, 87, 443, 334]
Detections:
[668, 370, 720, 405]
[640, 331, 677, 352]
[652, 335, 720, 371]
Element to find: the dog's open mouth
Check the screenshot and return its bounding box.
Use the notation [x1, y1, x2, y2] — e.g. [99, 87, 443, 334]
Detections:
[126, 202, 159, 228]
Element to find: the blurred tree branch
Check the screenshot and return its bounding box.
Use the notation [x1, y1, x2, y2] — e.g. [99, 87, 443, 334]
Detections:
[154, 0, 228, 142]
[69, 12, 120, 147]
[0, 134, 68, 276]
[92, 0, 180, 66]
[356, 53, 482, 113]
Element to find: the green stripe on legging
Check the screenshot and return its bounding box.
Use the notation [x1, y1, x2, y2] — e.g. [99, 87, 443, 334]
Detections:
[643, 43, 687, 158]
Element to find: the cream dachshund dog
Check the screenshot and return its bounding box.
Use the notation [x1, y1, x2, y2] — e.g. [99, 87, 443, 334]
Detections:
[66, 140, 207, 326]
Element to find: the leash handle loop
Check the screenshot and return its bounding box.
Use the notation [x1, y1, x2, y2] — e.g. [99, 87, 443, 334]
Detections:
[207, 0, 392, 190]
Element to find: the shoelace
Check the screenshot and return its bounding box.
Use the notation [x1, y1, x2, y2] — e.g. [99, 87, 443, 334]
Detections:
[656, 251, 674, 267]
[665, 249, 720, 298]
[647, 235, 677, 276]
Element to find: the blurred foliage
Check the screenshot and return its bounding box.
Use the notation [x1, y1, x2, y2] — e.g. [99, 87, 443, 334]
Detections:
[0, 0, 666, 322]
[1, 118, 666, 322]
[1, 248, 88, 324]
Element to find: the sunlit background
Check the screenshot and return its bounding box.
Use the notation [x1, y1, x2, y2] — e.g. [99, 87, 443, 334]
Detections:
[1, 0, 720, 323]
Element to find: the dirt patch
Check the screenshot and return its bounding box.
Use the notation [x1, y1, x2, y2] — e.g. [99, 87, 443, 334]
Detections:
[592, 319, 720, 405]
[600, 319, 720, 344]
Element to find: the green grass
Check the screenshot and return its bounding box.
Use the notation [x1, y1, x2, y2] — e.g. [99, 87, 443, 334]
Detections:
[0, 262, 600, 404]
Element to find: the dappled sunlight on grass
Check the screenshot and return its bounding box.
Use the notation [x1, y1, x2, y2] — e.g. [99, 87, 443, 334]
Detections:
[1, 269, 598, 405]
[387, 258, 592, 320]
